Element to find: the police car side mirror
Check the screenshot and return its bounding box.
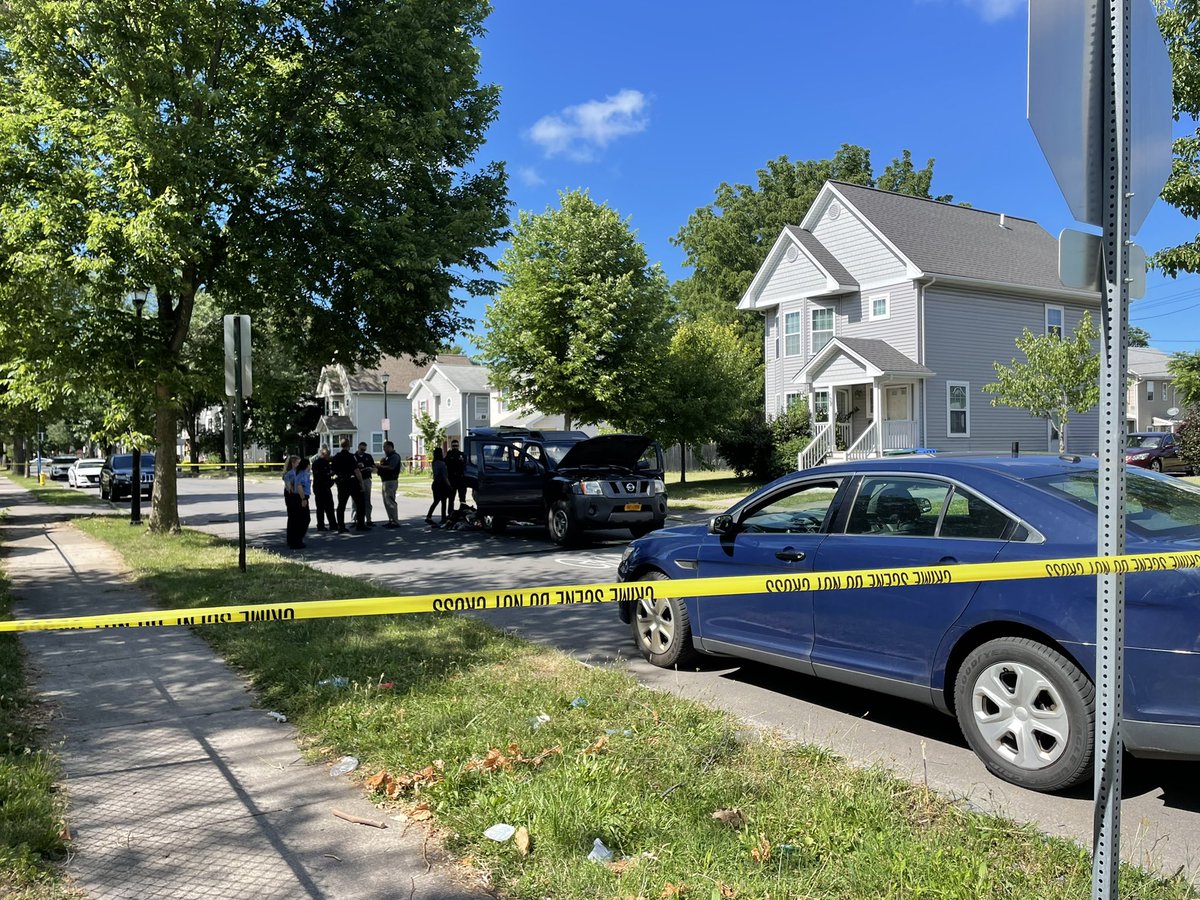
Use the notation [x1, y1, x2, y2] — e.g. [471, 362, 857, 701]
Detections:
[709, 514, 735, 535]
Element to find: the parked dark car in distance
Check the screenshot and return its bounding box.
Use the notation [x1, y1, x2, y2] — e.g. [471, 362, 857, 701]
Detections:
[464, 427, 667, 545]
[100, 453, 155, 501]
[617, 455, 1200, 793]
[1126, 431, 1191, 474]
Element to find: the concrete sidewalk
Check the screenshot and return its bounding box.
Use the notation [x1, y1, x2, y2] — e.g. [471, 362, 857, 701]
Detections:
[0, 477, 488, 900]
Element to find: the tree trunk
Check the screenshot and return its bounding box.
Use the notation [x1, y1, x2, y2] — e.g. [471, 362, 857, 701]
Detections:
[678, 443, 687, 484]
[563, 410, 573, 432]
[149, 380, 181, 533]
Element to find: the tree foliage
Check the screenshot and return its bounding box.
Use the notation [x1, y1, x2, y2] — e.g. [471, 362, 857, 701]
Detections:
[0, 0, 508, 530]
[1176, 407, 1200, 467]
[1168, 349, 1200, 408]
[670, 144, 953, 332]
[983, 314, 1101, 453]
[1153, 0, 1200, 276]
[480, 190, 671, 431]
[624, 316, 760, 464]
[414, 410, 446, 454]
[1128, 325, 1151, 347]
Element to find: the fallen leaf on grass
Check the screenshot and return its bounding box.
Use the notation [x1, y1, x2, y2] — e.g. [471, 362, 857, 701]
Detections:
[608, 858, 635, 874]
[515, 826, 530, 856]
[711, 808, 746, 829]
[466, 745, 561, 772]
[716, 883, 736, 899]
[583, 735, 609, 755]
[750, 834, 771, 864]
[409, 802, 433, 822]
[364, 770, 394, 793]
[660, 882, 686, 898]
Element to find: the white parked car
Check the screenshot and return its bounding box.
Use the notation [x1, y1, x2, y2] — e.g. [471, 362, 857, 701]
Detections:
[68, 458, 104, 488]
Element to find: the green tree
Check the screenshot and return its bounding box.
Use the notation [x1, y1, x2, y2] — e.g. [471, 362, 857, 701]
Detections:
[1167, 349, 1200, 407]
[480, 190, 671, 430]
[627, 317, 760, 482]
[414, 410, 446, 455]
[983, 314, 1101, 453]
[0, 0, 507, 532]
[1128, 325, 1152, 347]
[1153, 0, 1200, 276]
[671, 145, 953, 332]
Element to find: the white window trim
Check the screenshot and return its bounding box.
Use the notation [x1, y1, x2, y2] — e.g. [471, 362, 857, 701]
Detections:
[783, 311, 802, 357]
[947, 381, 970, 438]
[811, 306, 835, 355]
[784, 392, 803, 413]
[868, 294, 890, 321]
[1045, 304, 1065, 338]
[1146, 380, 1155, 402]
[813, 388, 832, 423]
[474, 395, 489, 418]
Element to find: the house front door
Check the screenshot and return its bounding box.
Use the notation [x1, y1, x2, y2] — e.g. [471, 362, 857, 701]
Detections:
[883, 385, 915, 451]
[884, 385, 910, 420]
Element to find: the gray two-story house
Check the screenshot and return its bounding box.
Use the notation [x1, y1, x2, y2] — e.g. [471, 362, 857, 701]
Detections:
[739, 181, 1101, 466]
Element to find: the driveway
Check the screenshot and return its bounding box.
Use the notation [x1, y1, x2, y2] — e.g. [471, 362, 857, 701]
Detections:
[101, 476, 1200, 881]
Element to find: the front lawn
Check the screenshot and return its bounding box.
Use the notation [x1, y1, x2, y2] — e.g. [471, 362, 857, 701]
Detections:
[67, 517, 1199, 900]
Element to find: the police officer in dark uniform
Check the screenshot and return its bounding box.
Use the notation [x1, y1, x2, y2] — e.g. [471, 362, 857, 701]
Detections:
[311, 445, 336, 531]
[331, 438, 364, 532]
[445, 437, 467, 513]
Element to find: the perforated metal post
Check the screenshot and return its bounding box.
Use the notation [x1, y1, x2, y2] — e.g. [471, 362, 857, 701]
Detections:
[1093, 0, 1131, 896]
[234, 317, 247, 574]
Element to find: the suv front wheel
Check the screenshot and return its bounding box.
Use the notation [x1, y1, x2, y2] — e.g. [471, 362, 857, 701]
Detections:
[547, 500, 581, 546]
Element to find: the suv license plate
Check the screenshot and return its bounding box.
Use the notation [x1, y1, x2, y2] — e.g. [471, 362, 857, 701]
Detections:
[624, 503, 642, 512]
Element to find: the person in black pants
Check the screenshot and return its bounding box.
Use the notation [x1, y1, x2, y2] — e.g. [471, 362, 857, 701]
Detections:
[445, 438, 467, 513]
[332, 439, 364, 532]
[311, 446, 336, 531]
[287, 457, 312, 549]
[354, 441, 376, 526]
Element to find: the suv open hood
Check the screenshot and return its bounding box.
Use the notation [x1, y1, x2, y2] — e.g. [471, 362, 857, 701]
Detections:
[556, 434, 658, 472]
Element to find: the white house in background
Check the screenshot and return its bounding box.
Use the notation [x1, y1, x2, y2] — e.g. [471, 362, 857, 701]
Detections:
[314, 354, 474, 456]
[1127, 347, 1182, 432]
[739, 180, 1102, 467]
[406, 361, 581, 457]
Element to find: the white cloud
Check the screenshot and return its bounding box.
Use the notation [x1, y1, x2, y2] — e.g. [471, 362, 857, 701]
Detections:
[959, 0, 1023, 22]
[527, 89, 649, 161]
[515, 166, 545, 187]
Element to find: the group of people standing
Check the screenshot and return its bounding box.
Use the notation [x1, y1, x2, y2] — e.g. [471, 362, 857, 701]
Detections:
[283, 438, 405, 548]
[425, 438, 467, 525]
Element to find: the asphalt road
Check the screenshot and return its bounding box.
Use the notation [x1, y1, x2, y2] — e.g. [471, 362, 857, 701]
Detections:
[96, 476, 1200, 882]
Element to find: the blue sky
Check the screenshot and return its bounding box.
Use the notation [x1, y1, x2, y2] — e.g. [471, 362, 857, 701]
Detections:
[463, 0, 1200, 352]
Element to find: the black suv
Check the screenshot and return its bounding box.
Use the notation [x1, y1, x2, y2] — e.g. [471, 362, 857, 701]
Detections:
[100, 453, 156, 501]
[463, 428, 667, 545]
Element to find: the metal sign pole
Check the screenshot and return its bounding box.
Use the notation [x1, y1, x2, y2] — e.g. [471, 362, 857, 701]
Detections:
[233, 317, 247, 573]
[1093, 0, 1132, 895]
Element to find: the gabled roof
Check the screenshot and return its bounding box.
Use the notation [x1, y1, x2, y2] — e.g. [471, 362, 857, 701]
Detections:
[739, 226, 857, 310]
[1127, 347, 1174, 380]
[796, 337, 934, 383]
[347, 354, 475, 392]
[316, 415, 356, 433]
[815, 182, 1098, 300]
[436, 363, 492, 393]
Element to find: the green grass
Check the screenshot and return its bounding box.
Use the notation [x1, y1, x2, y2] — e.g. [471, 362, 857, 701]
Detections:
[5, 473, 102, 508]
[667, 474, 765, 510]
[0, 537, 72, 898]
[72, 518, 1198, 899]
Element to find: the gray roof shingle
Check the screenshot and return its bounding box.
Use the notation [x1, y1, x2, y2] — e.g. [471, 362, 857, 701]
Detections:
[347, 354, 475, 392]
[785, 225, 857, 287]
[829, 181, 1099, 299]
[1127, 347, 1174, 379]
[836, 337, 934, 376]
[436, 363, 492, 393]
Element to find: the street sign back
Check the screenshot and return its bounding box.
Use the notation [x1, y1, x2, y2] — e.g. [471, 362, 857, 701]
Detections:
[1029, 0, 1174, 234]
[223, 315, 253, 398]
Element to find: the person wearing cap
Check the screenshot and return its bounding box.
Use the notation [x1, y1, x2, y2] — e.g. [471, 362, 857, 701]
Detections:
[445, 437, 467, 513]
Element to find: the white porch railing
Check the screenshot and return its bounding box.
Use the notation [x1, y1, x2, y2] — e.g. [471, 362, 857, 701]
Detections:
[797, 423, 834, 471]
[846, 420, 879, 460]
[883, 419, 918, 450]
[835, 421, 853, 450]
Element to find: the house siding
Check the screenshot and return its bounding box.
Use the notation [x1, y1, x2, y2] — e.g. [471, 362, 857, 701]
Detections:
[924, 286, 1100, 454]
[811, 203, 907, 285]
[837, 282, 919, 361]
[813, 353, 869, 384]
[756, 249, 829, 305]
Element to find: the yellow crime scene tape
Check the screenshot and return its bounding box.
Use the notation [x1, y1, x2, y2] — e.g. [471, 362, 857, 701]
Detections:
[3, 549, 1200, 634]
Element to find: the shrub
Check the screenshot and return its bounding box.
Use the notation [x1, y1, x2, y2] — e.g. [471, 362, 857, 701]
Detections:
[715, 411, 775, 480]
[1176, 409, 1200, 470]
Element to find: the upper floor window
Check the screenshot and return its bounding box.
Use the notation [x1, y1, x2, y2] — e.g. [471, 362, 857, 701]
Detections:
[474, 395, 489, 420]
[1147, 380, 1155, 402]
[812, 308, 834, 353]
[784, 312, 802, 356]
[418, 399, 428, 414]
[947, 381, 970, 437]
[869, 295, 890, 321]
[1045, 305, 1064, 338]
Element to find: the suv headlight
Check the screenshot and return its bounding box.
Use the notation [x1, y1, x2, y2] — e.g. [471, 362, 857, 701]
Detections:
[652, 479, 665, 495]
[578, 480, 605, 496]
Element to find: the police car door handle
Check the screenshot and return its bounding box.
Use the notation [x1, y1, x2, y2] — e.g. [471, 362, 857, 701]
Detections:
[775, 548, 806, 562]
